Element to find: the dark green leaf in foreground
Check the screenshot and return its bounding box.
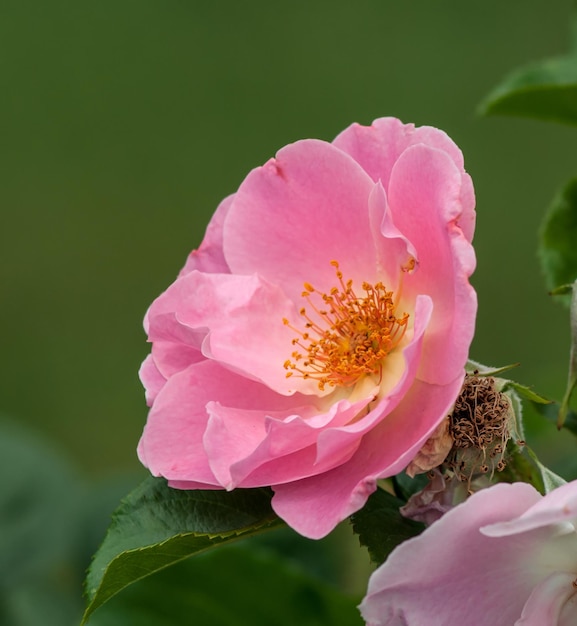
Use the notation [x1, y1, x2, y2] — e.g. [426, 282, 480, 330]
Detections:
[83, 478, 283, 624]
[349, 487, 424, 566]
[479, 54, 577, 125]
[540, 178, 577, 299]
[88, 545, 363, 626]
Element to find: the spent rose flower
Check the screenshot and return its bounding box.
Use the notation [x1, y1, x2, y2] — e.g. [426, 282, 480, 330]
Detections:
[360, 480, 577, 626]
[137, 117, 477, 539]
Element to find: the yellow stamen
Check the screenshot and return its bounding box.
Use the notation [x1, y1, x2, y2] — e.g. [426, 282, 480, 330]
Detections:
[283, 262, 409, 391]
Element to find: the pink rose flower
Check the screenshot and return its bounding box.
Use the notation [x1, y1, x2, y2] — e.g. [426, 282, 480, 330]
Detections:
[137, 117, 477, 539]
[360, 481, 577, 625]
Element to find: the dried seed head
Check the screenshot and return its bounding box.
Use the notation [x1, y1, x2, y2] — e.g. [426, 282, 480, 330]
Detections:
[445, 375, 513, 484]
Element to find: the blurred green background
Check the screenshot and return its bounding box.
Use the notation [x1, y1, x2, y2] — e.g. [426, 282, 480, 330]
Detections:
[2, 0, 576, 475]
[2, 1, 577, 619]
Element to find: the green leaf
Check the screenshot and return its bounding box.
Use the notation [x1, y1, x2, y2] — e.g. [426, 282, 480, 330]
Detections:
[349, 487, 424, 566]
[558, 279, 577, 427]
[465, 359, 519, 377]
[540, 179, 577, 299]
[88, 545, 363, 626]
[550, 283, 575, 296]
[500, 442, 566, 495]
[532, 399, 577, 437]
[499, 380, 552, 405]
[82, 478, 283, 624]
[523, 446, 567, 493]
[479, 54, 577, 125]
[392, 472, 429, 502]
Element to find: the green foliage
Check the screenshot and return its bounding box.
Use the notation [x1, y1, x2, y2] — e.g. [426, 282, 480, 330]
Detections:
[540, 179, 577, 298]
[0, 419, 151, 626]
[479, 54, 577, 125]
[536, 176, 577, 427]
[539, 177, 577, 424]
[82, 479, 283, 624]
[501, 442, 566, 495]
[0, 420, 85, 625]
[349, 487, 424, 566]
[558, 281, 577, 428]
[392, 472, 429, 502]
[533, 400, 577, 436]
[87, 545, 362, 626]
[523, 446, 567, 493]
[499, 380, 552, 405]
[533, 283, 577, 431]
[0, 422, 80, 588]
[465, 359, 519, 377]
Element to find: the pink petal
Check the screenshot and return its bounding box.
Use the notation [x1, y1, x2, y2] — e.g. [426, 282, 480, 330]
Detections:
[271, 373, 464, 539]
[359, 483, 544, 626]
[333, 118, 458, 184]
[387, 144, 477, 385]
[205, 394, 373, 489]
[482, 479, 577, 538]
[137, 359, 302, 486]
[146, 269, 316, 395]
[516, 572, 577, 626]
[167, 480, 222, 490]
[139, 354, 167, 407]
[145, 294, 208, 349]
[560, 592, 577, 626]
[332, 117, 475, 243]
[150, 341, 204, 380]
[367, 181, 417, 285]
[222, 139, 380, 303]
[137, 363, 218, 485]
[179, 194, 233, 276]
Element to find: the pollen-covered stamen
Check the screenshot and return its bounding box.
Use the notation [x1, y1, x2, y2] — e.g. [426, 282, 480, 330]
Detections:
[283, 261, 409, 391]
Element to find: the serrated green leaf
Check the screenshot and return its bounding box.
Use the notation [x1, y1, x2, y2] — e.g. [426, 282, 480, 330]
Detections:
[540, 179, 577, 299]
[479, 54, 577, 125]
[88, 545, 363, 626]
[82, 478, 283, 624]
[465, 359, 519, 377]
[349, 487, 424, 566]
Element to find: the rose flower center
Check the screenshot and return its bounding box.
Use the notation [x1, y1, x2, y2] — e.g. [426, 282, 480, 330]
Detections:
[283, 261, 409, 391]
